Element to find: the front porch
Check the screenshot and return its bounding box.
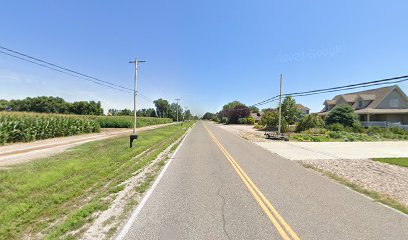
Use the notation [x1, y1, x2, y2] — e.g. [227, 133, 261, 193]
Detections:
[359, 113, 408, 129]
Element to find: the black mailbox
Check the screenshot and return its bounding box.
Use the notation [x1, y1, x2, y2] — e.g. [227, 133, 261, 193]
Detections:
[130, 134, 138, 148]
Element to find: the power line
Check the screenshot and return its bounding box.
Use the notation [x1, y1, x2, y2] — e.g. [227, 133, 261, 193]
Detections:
[0, 45, 154, 103]
[251, 75, 408, 107]
[0, 50, 133, 93]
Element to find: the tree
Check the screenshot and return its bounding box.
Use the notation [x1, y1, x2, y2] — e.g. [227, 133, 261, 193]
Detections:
[168, 103, 183, 121]
[222, 103, 250, 124]
[295, 114, 324, 132]
[325, 104, 359, 127]
[281, 96, 301, 124]
[0, 99, 9, 111]
[249, 106, 259, 113]
[153, 98, 170, 118]
[184, 110, 192, 120]
[261, 111, 289, 132]
[222, 101, 246, 110]
[202, 112, 215, 120]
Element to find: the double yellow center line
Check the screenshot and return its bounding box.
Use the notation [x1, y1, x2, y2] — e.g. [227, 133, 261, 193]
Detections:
[203, 124, 300, 240]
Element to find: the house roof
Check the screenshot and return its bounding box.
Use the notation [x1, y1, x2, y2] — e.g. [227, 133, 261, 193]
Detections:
[322, 85, 407, 112]
[296, 104, 310, 111]
[250, 112, 263, 120]
[320, 108, 408, 116]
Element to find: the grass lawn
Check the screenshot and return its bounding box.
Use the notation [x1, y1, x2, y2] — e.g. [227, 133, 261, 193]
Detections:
[0, 122, 193, 240]
[372, 158, 408, 168]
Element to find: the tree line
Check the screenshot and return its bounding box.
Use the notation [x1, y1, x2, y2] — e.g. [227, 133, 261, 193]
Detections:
[1, 96, 198, 121]
[0, 96, 104, 115]
[202, 96, 302, 126]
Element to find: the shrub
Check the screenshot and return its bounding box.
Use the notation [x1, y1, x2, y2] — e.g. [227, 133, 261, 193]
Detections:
[254, 123, 264, 129]
[295, 114, 324, 132]
[326, 123, 345, 132]
[261, 111, 289, 132]
[238, 118, 248, 124]
[325, 104, 359, 127]
[301, 128, 327, 135]
[246, 116, 255, 125]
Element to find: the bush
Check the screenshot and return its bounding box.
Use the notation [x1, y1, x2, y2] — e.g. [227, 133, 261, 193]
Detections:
[238, 118, 248, 124]
[326, 123, 345, 132]
[246, 116, 255, 125]
[261, 111, 289, 132]
[295, 114, 324, 132]
[325, 104, 359, 127]
[254, 123, 264, 129]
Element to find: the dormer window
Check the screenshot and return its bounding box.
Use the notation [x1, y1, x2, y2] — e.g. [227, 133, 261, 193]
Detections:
[358, 100, 363, 108]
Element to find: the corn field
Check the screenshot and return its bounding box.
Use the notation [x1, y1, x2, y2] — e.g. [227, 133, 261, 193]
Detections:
[0, 112, 100, 145]
[0, 112, 173, 144]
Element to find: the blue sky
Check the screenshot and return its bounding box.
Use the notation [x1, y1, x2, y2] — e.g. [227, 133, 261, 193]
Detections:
[1, 0, 407, 115]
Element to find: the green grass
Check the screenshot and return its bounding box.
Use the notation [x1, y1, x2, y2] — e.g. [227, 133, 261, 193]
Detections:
[372, 158, 408, 168]
[0, 121, 193, 239]
[92, 115, 173, 128]
[301, 163, 408, 215]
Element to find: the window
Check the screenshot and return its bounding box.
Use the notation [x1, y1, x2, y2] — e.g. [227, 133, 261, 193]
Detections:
[390, 98, 399, 108]
[358, 101, 363, 108]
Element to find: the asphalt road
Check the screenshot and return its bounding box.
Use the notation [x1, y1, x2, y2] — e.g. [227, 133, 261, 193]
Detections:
[119, 121, 408, 240]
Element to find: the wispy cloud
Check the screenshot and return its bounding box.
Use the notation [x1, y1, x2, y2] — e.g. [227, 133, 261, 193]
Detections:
[276, 45, 343, 63]
[0, 69, 38, 84]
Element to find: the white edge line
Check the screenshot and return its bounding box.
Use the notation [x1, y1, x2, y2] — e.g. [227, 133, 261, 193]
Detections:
[115, 126, 193, 240]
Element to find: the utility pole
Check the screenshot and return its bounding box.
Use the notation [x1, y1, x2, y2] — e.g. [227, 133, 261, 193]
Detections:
[175, 98, 181, 122]
[129, 58, 146, 148]
[278, 74, 283, 135]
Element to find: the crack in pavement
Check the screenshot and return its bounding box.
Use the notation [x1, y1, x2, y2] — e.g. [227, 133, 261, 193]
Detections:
[216, 180, 232, 240]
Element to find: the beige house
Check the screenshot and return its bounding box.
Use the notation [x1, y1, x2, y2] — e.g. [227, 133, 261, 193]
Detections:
[320, 85, 408, 128]
[296, 104, 310, 114]
[250, 112, 263, 123]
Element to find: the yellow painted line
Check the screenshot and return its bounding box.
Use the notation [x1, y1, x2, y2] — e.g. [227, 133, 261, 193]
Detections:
[203, 124, 300, 240]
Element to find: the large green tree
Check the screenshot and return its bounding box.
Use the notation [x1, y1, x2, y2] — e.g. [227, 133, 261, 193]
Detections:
[326, 104, 359, 127]
[281, 96, 301, 124]
[153, 98, 170, 118]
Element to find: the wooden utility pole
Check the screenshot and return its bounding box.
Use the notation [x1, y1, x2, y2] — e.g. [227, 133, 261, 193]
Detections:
[278, 74, 283, 135]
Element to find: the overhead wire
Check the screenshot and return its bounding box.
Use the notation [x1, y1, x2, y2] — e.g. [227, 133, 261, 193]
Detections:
[0, 46, 154, 103]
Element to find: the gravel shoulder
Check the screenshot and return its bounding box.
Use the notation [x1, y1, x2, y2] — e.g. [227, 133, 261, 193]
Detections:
[300, 159, 408, 208]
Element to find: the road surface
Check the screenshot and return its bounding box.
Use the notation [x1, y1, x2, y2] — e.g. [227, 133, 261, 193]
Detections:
[118, 121, 408, 240]
[0, 123, 175, 167]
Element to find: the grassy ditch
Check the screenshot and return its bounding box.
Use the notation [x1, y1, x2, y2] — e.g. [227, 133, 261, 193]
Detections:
[301, 163, 408, 215]
[372, 158, 408, 168]
[0, 122, 193, 239]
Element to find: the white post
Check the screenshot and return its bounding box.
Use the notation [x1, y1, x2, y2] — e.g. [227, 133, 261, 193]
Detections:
[278, 74, 283, 135]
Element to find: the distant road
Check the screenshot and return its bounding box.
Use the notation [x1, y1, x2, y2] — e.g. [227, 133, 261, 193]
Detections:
[0, 123, 176, 167]
[118, 121, 408, 239]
